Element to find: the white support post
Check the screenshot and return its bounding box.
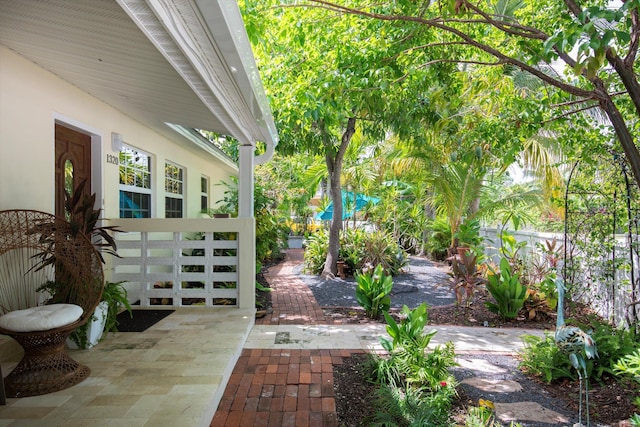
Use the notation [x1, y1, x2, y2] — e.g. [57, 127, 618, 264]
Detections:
[237, 143, 256, 309]
[238, 144, 255, 218]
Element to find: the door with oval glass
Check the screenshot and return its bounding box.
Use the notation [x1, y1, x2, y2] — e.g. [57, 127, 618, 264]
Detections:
[55, 124, 91, 218]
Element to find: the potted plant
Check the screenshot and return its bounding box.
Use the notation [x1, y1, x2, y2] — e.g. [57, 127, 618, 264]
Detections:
[52, 179, 130, 348]
[67, 281, 132, 349]
[287, 206, 312, 249]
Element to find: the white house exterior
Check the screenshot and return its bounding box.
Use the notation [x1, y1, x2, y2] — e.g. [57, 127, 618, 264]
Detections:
[0, 0, 278, 309]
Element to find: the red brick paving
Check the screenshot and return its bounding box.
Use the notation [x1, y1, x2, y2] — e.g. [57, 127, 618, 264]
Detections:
[212, 349, 364, 427]
[255, 249, 329, 325]
[211, 250, 367, 426]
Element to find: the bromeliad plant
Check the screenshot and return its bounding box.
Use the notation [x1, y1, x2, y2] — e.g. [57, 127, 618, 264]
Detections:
[355, 263, 393, 319]
[485, 257, 528, 320]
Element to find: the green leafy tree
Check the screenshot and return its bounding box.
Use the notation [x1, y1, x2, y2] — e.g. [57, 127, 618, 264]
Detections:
[242, 1, 428, 277]
[300, 0, 640, 192]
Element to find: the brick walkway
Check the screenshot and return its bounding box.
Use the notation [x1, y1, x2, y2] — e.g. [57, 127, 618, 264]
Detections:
[211, 250, 364, 427]
[255, 249, 328, 325]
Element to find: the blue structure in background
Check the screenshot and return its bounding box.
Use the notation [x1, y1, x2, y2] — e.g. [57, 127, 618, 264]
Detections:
[316, 191, 379, 220]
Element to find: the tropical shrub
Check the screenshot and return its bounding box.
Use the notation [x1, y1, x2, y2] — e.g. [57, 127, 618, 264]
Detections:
[464, 402, 523, 427]
[303, 228, 329, 273]
[454, 218, 482, 249]
[426, 216, 451, 261]
[519, 272, 558, 321]
[370, 303, 457, 426]
[485, 258, 528, 319]
[214, 177, 287, 265]
[519, 320, 638, 384]
[448, 251, 485, 307]
[355, 264, 393, 319]
[340, 228, 408, 275]
[518, 333, 577, 383]
[303, 227, 408, 275]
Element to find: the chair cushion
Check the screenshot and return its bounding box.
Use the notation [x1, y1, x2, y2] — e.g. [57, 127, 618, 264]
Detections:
[0, 304, 83, 332]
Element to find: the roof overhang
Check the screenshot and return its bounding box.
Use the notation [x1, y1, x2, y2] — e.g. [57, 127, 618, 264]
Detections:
[0, 0, 278, 160]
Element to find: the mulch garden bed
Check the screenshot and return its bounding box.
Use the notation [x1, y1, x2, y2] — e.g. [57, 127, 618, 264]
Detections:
[257, 268, 639, 426]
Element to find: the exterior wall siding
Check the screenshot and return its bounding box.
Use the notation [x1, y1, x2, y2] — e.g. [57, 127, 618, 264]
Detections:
[0, 45, 237, 219]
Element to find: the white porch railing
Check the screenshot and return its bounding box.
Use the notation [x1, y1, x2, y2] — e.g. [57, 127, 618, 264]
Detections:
[107, 218, 255, 309]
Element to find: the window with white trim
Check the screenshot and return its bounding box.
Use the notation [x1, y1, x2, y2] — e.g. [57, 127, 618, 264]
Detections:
[119, 146, 152, 218]
[201, 175, 209, 212]
[165, 162, 184, 218]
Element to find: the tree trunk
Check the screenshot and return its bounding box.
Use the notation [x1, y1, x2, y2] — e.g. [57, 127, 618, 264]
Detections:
[419, 197, 434, 256]
[593, 80, 640, 190]
[321, 117, 357, 279]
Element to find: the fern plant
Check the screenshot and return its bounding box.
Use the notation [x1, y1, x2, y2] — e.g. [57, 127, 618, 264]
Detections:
[519, 321, 638, 385]
[614, 349, 640, 413]
[485, 257, 527, 319]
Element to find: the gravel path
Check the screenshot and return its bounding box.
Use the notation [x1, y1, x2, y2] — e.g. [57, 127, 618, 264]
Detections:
[452, 353, 583, 427]
[293, 255, 458, 309]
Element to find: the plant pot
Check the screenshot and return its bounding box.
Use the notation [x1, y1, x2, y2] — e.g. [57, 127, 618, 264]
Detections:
[288, 235, 304, 249]
[67, 300, 109, 349]
[457, 246, 470, 257]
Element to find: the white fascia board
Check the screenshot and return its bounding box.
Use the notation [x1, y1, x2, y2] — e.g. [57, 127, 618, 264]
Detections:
[196, 0, 278, 152]
[166, 123, 238, 172]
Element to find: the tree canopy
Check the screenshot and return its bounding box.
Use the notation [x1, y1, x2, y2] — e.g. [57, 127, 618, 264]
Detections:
[295, 0, 640, 189]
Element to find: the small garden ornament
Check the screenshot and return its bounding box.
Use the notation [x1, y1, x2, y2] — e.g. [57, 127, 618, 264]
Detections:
[554, 278, 598, 427]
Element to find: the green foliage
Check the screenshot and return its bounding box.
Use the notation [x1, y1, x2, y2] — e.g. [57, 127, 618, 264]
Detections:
[371, 382, 457, 427]
[68, 281, 133, 349]
[615, 349, 640, 382]
[370, 303, 457, 426]
[355, 264, 393, 319]
[302, 228, 329, 273]
[455, 218, 482, 248]
[341, 228, 408, 276]
[485, 258, 528, 319]
[448, 251, 485, 307]
[381, 303, 430, 352]
[378, 304, 456, 391]
[464, 404, 523, 427]
[215, 176, 287, 265]
[427, 216, 452, 261]
[303, 228, 408, 276]
[497, 230, 527, 262]
[614, 349, 640, 410]
[518, 333, 577, 383]
[429, 153, 487, 251]
[519, 320, 639, 384]
[101, 281, 133, 334]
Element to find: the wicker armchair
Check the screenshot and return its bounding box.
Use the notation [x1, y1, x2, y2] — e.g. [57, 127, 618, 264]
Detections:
[0, 209, 104, 397]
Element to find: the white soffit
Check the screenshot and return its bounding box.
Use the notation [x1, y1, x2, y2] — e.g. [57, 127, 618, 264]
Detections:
[0, 0, 277, 156]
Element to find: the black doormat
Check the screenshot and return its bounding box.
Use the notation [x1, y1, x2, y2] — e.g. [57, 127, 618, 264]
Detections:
[115, 309, 175, 332]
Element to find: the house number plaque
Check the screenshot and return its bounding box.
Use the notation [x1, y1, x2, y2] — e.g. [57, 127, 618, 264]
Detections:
[106, 154, 119, 165]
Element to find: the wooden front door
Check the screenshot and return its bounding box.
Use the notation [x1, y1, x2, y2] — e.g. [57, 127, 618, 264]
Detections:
[55, 124, 91, 218]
